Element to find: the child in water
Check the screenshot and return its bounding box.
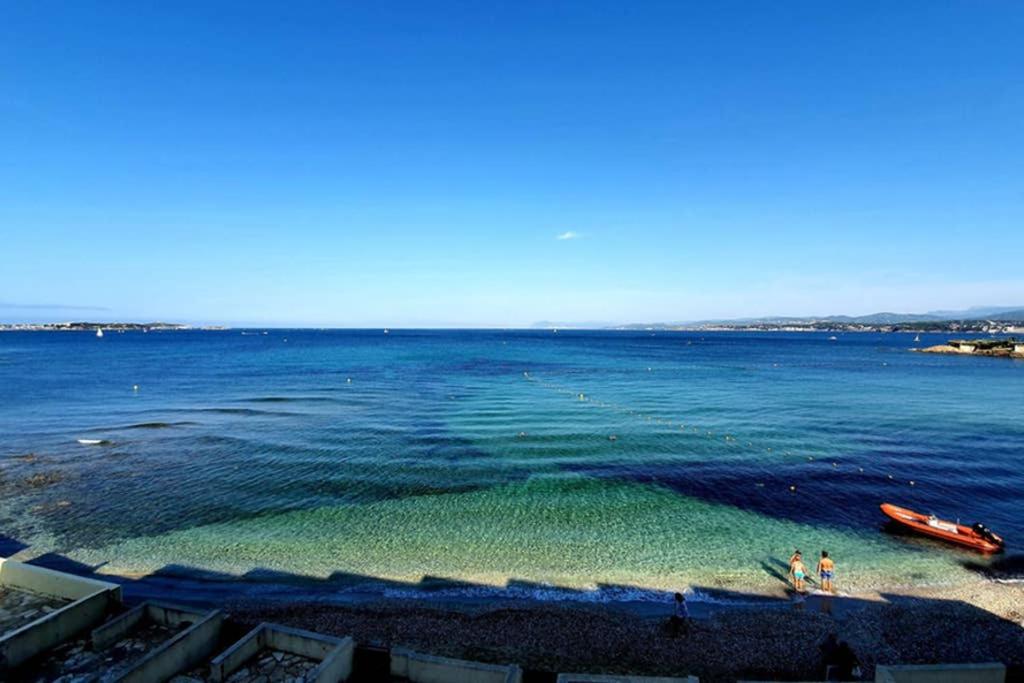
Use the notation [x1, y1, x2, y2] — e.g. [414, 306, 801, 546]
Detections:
[817, 550, 835, 592]
[790, 551, 809, 593]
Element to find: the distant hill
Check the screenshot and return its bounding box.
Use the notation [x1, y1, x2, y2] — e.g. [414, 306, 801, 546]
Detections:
[695, 306, 1024, 326]
[532, 306, 1024, 330]
[925, 305, 1024, 319]
[968, 308, 1024, 321]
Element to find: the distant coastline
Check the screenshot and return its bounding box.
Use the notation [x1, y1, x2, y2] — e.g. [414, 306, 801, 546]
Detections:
[0, 322, 227, 331]
[610, 320, 1024, 334]
[538, 305, 1024, 334]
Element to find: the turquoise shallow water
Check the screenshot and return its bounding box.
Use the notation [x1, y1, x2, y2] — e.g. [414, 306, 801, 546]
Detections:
[0, 329, 1021, 600]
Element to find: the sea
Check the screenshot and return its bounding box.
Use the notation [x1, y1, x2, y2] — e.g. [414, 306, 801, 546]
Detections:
[1, 329, 1022, 604]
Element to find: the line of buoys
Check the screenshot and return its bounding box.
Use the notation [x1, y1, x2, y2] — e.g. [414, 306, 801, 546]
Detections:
[522, 371, 925, 492]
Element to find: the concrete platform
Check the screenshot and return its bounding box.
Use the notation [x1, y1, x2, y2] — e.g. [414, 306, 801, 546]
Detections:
[391, 647, 523, 683]
[0, 558, 122, 670]
[875, 662, 1006, 683]
[93, 601, 224, 683]
[0, 587, 70, 636]
[558, 676, 698, 683]
[208, 622, 353, 683]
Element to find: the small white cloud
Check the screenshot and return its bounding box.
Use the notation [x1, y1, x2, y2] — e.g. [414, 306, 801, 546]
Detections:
[556, 231, 581, 241]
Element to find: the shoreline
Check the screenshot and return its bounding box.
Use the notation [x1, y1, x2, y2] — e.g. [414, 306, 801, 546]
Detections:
[90, 562, 1002, 606]
[44, 554, 1021, 618]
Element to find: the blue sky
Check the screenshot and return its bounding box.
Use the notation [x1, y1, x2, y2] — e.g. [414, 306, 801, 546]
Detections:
[2, 2, 1022, 326]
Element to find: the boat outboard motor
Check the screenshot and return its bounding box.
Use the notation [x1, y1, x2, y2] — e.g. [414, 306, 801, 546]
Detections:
[972, 523, 1002, 546]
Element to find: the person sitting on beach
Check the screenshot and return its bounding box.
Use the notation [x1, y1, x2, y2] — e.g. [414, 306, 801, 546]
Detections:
[791, 553, 809, 593]
[818, 550, 835, 593]
[668, 591, 689, 636]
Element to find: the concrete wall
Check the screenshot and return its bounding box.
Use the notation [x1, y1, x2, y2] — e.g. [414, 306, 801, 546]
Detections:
[0, 559, 121, 670]
[875, 663, 1005, 683]
[115, 609, 224, 683]
[391, 647, 523, 683]
[558, 675, 698, 683]
[209, 623, 262, 682]
[210, 622, 353, 683]
[0, 558, 122, 602]
[92, 601, 210, 650]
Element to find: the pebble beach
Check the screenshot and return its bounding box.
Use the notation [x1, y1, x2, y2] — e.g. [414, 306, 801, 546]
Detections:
[222, 580, 1024, 682]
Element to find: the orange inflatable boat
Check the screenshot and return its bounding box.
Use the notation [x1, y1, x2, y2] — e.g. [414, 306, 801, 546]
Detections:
[880, 503, 1004, 553]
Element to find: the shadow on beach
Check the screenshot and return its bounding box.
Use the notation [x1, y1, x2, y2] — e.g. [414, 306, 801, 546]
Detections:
[5, 539, 1022, 682]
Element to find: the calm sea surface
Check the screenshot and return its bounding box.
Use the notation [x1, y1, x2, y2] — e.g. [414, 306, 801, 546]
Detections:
[1, 330, 1021, 601]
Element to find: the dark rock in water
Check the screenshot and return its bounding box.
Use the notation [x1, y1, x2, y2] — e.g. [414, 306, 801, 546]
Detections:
[24, 471, 63, 488]
[961, 554, 1024, 581]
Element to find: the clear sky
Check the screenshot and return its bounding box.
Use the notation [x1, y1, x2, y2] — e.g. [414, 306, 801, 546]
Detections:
[2, 2, 1022, 327]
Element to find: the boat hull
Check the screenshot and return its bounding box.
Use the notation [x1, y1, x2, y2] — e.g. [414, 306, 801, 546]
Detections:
[881, 503, 1003, 553]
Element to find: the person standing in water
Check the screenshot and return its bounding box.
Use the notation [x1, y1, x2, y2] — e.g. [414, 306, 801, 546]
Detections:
[791, 552, 809, 593]
[817, 550, 835, 593]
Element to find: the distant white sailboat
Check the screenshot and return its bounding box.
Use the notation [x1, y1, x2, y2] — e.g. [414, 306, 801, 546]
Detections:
[914, 333, 921, 343]
[384, 328, 389, 334]
[96, 328, 104, 338]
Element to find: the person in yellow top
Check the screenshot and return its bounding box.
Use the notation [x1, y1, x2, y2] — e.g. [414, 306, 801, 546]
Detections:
[817, 550, 836, 592]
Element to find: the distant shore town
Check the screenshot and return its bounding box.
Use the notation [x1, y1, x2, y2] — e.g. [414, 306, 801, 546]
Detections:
[609, 319, 1024, 334]
[0, 322, 227, 331]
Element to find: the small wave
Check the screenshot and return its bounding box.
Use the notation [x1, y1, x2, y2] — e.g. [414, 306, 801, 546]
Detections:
[243, 397, 339, 404]
[371, 583, 786, 608]
[682, 587, 781, 607]
[181, 407, 298, 417]
[377, 583, 671, 604]
[123, 421, 196, 430]
[76, 438, 112, 446]
[89, 421, 198, 432]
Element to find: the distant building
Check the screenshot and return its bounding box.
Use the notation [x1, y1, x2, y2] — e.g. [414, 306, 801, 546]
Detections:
[949, 340, 977, 353]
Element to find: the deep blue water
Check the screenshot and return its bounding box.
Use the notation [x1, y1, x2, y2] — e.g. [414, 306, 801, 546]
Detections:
[0, 329, 1021, 595]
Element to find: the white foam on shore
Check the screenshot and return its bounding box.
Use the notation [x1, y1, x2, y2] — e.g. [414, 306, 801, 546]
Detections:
[378, 582, 671, 604]
[375, 582, 783, 607]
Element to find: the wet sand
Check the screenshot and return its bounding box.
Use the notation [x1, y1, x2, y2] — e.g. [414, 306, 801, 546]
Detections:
[221, 580, 1024, 682]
